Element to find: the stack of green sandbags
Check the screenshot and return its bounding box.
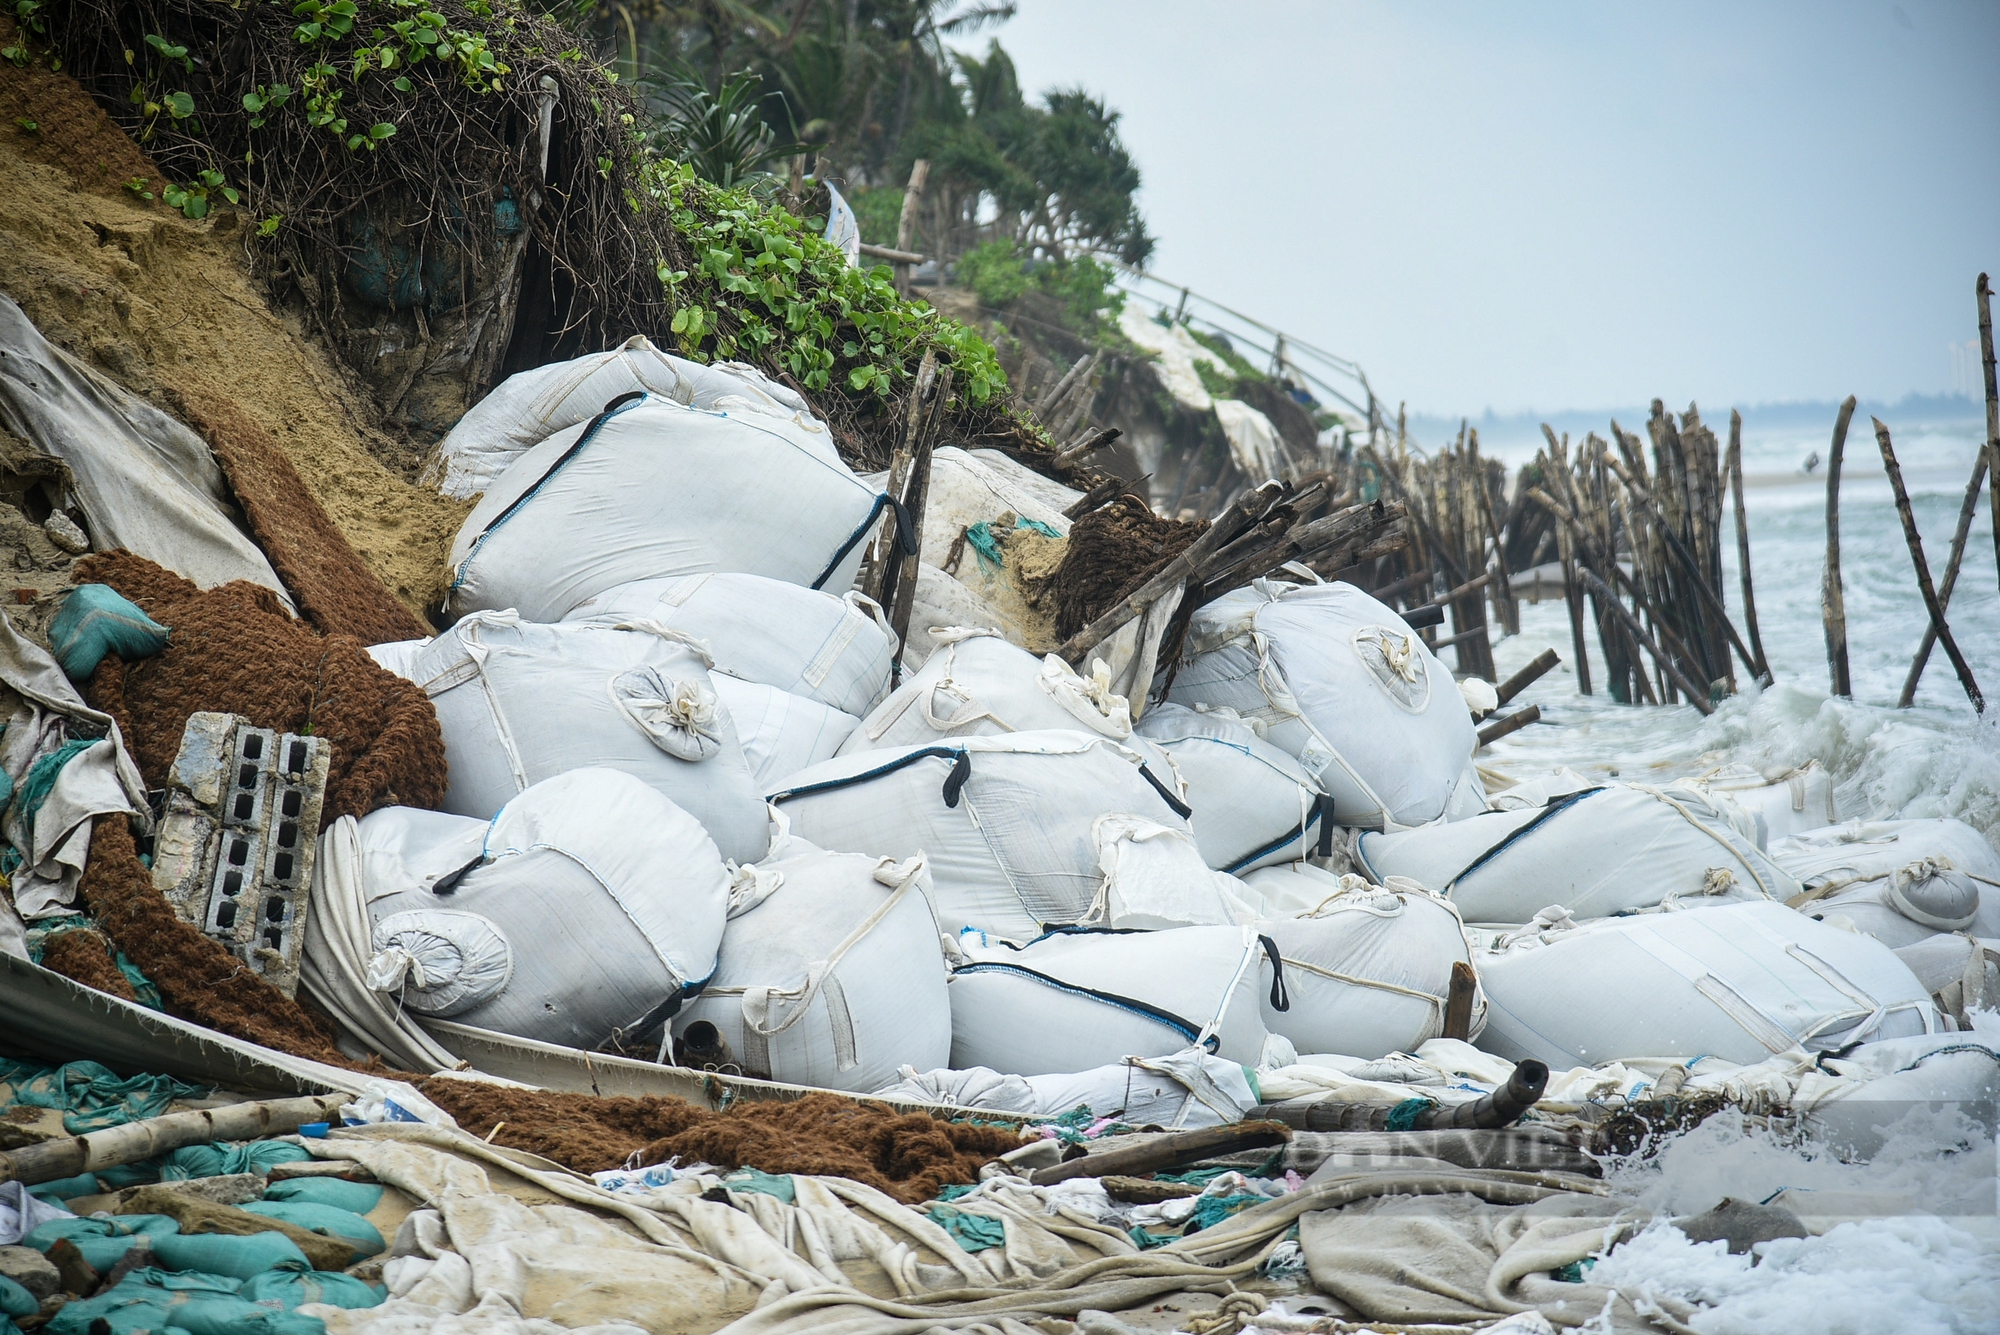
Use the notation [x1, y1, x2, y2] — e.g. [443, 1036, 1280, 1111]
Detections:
[41, 1264, 381, 1335]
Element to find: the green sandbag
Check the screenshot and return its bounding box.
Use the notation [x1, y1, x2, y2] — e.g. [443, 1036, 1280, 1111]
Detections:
[150, 1231, 310, 1280]
[239, 1269, 384, 1312]
[0, 1059, 209, 1135]
[28, 1214, 181, 1247]
[49, 584, 171, 680]
[258, 1179, 382, 1215]
[0, 1276, 36, 1319]
[236, 1203, 383, 1258]
[43, 1268, 240, 1335]
[27, 1171, 100, 1202]
[66, 1235, 148, 1274]
[160, 1141, 313, 1181]
[173, 1296, 328, 1335]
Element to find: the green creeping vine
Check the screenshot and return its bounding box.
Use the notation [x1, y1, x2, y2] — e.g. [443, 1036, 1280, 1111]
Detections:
[648, 160, 1006, 407]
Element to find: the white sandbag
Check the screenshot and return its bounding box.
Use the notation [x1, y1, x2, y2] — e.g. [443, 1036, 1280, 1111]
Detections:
[1686, 761, 1838, 848]
[1472, 901, 1939, 1069]
[427, 337, 827, 499]
[873, 1047, 1259, 1129]
[902, 563, 1017, 667]
[0, 294, 290, 604]
[1355, 781, 1799, 925]
[395, 611, 769, 863]
[918, 446, 1078, 567]
[770, 731, 1242, 940]
[1798, 1033, 2000, 1158]
[947, 925, 1276, 1075]
[839, 630, 1132, 755]
[357, 768, 729, 1049]
[1166, 579, 1475, 830]
[1772, 818, 2000, 942]
[1243, 868, 1481, 1059]
[672, 837, 948, 1093]
[564, 573, 895, 718]
[711, 676, 857, 790]
[445, 393, 885, 622]
[366, 638, 430, 678]
[1133, 703, 1326, 872]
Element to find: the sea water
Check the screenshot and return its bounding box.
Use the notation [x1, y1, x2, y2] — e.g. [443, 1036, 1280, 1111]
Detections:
[1453, 413, 2000, 1330]
[1472, 412, 2000, 843]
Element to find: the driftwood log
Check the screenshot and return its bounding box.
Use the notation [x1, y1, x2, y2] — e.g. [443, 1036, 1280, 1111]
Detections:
[0, 1094, 344, 1186]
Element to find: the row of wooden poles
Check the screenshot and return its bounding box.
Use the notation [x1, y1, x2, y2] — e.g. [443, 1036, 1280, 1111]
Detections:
[1347, 272, 1998, 719]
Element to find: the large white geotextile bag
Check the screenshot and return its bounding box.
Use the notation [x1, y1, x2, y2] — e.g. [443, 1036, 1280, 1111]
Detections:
[1772, 818, 2000, 944]
[399, 611, 770, 864]
[770, 731, 1246, 941]
[356, 769, 729, 1050]
[1356, 782, 1799, 924]
[1685, 761, 1839, 848]
[1135, 703, 1326, 872]
[839, 630, 1132, 755]
[446, 393, 885, 622]
[1472, 902, 1939, 1069]
[947, 926, 1275, 1075]
[426, 337, 827, 499]
[1240, 865, 1482, 1059]
[565, 573, 896, 718]
[711, 676, 857, 789]
[673, 837, 949, 1093]
[1166, 580, 1476, 830]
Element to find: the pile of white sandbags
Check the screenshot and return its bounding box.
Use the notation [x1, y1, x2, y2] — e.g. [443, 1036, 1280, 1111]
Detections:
[1772, 818, 2000, 946]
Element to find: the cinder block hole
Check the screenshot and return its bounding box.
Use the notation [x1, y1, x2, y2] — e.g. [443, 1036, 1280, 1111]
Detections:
[216, 901, 236, 928]
[242, 735, 263, 760]
[265, 898, 285, 922]
[221, 870, 242, 897]
[288, 742, 308, 773]
[227, 838, 248, 867]
[273, 852, 294, 881]
[263, 927, 283, 950]
[281, 791, 302, 819]
[233, 793, 253, 820]
[277, 820, 297, 849]
[237, 763, 258, 789]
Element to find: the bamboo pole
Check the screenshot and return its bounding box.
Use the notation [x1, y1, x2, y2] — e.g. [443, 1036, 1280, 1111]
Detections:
[1726, 410, 1770, 683]
[1898, 450, 1989, 706]
[1875, 418, 1984, 714]
[1495, 648, 1560, 706]
[1476, 704, 1541, 746]
[1576, 566, 1714, 714]
[887, 363, 952, 672]
[1822, 396, 1856, 697]
[1976, 273, 2000, 596]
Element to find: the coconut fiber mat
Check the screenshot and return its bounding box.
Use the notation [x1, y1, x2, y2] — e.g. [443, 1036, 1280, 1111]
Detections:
[420, 1084, 1022, 1205]
[76, 550, 445, 826]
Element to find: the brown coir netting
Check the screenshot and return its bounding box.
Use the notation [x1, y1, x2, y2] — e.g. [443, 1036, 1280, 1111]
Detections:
[166, 386, 431, 647]
[76, 551, 445, 827]
[38, 927, 137, 1002]
[77, 815, 349, 1065]
[1051, 494, 1205, 642]
[420, 1084, 1022, 1205]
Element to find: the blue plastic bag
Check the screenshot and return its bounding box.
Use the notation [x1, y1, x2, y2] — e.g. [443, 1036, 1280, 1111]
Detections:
[49, 584, 170, 680]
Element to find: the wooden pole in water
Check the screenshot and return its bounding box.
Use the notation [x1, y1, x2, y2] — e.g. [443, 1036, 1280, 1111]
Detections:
[1875, 418, 1984, 714]
[1822, 395, 1856, 698]
[1576, 566, 1714, 714]
[1979, 274, 1999, 594]
[1726, 410, 1770, 684]
[1898, 449, 1989, 707]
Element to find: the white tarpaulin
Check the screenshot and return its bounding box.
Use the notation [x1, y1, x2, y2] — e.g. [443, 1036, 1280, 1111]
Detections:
[0, 293, 289, 603]
[1212, 398, 1287, 484]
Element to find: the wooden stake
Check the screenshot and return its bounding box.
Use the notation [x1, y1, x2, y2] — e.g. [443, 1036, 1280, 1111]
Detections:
[1495, 648, 1560, 706]
[1576, 566, 1714, 714]
[1979, 274, 1999, 595]
[1476, 703, 1542, 746]
[1823, 395, 1856, 698]
[1726, 410, 1769, 683]
[888, 362, 951, 670]
[1875, 418, 1984, 713]
[1441, 961, 1477, 1041]
[891, 158, 929, 293]
[1030, 1121, 1291, 1187]
[1899, 448, 1988, 707]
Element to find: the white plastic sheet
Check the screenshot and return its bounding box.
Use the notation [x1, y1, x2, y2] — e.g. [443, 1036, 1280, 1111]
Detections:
[0, 294, 289, 602]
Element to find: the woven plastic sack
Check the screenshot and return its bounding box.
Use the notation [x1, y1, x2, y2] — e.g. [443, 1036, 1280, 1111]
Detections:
[239, 1201, 383, 1257]
[239, 1266, 384, 1311]
[444, 393, 885, 622]
[259, 1179, 382, 1215]
[48, 584, 169, 680]
[1772, 818, 2000, 944]
[149, 1231, 310, 1280]
[1134, 704, 1326, 873]
[160, 1141, 312, 1181]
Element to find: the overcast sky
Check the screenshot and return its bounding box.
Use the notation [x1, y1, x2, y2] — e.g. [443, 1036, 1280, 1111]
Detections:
[995, 1, 2000, 419]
